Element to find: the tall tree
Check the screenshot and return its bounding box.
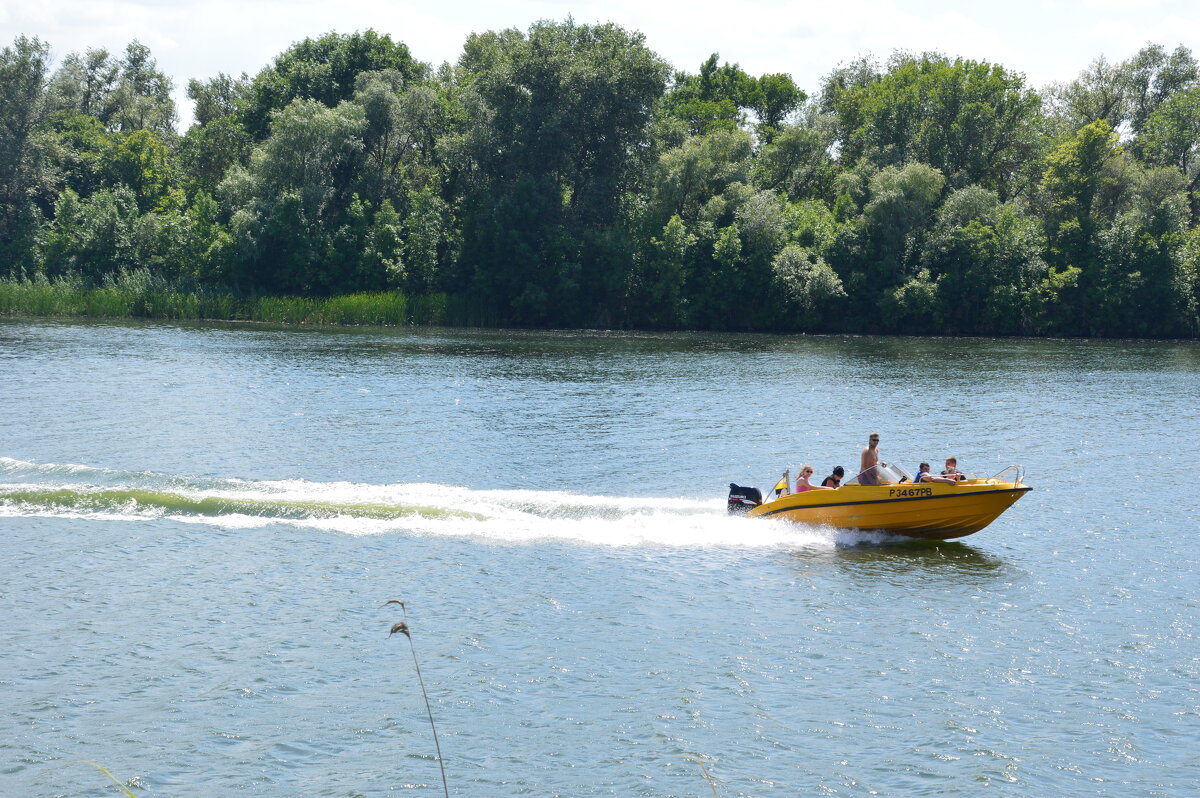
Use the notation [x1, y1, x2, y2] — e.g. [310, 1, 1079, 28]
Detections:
[221, 98, 367, 293]
[47, 48, 121, 124]
[1140, 85, 1200, 221]
[180, 73, 253, 196]
[241, 30, 425, 139]
[1039, 120, 1124, 331]
[1048, 55, 1130, 131]
[752, 73, 806, 132]
[832, 52, 1042, 198]
[1125, 44, 1198, 137]
[188, 72, 251, 126]
[110, 41, 176, 133]
[0, 36, 53, 276]
[457, 19, 669, 325]
[662, 54, 804, 138]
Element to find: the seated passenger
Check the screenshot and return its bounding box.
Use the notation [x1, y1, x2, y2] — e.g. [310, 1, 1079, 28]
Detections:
[941, 456, 966, 482]
[796, 465, 834, 492]
[822, 466, 845, 488]
[915, 462, 955, 484]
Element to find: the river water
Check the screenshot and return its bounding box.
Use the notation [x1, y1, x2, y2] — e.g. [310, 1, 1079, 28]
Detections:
[1, 319, 1197, 796]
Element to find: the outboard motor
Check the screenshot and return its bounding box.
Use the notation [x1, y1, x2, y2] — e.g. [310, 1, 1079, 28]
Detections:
[727, 483, 763, 514]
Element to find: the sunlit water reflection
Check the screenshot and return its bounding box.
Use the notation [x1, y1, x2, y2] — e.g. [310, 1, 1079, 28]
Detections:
[1, 319, 1197, 795]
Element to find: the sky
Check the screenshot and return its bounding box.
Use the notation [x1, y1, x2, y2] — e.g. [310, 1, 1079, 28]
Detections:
[5, 0, 1200, 128]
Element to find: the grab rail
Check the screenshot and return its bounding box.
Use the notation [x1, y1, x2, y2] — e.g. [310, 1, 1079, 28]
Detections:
[988, 464, 1025, 485]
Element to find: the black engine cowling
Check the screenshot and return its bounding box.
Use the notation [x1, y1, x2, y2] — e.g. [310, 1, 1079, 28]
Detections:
[727, 483, 762, 514]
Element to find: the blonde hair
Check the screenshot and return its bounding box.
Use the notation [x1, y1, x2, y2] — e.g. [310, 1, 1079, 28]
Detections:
[800, 464, 815, 475]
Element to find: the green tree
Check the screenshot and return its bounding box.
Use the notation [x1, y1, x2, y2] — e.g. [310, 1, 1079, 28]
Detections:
[1177, 228, 1200, 335]
[42, 186, 140, 279]
[1038, 120, 1160, 333]
[108, 129, 181, 213]
[1091, 166, 1190, 335]
[47, 48, 121, 124]
[0, 36, 54, 276]
[662, 54, 804, 138]
[110, 41, 176, 133]
[188, 72, 251, 126]
[180, 73, 254, 197]
[833, 53, 1041, 198]
[1140, 85, 1200, 221]
[221, 98, 367, 293]
[860, 161, 946, 301]
[770, 244, 845, 328]
[241, 30, 424, 139]
[1040, 120, 1121, 272]
[458, 19, 669, 325]
[1125, 44, 1197, 137]
[644, 129, 754, 226]
[49, 112, 115, 198]
[1048, 55, 1130, 131]
[179, 116, 253, 197]
[1049, 44, 1197, 136]
[819, 56, 880, 115]
[402, 184, 448, 292]
[754, 123, 838, 201]
[751, 73, 805, 133]
[639, 214, 694, 327]
[365, 197, 405, 288]
[351, 75, 447, 208]
[662, 54, 757, 135]
[180, 191, 232, 282]
[920, 186, 1049, 334]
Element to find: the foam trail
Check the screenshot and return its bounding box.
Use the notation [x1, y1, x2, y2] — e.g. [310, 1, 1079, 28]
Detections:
[0, 458, 887, 549]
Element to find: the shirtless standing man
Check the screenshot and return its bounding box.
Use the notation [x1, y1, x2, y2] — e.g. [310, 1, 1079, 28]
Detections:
[859, 433, 882, 485]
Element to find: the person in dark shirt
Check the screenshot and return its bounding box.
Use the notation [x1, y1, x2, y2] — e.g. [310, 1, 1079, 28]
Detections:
[941, 456, 966, 482]
[915, 462, 955, 484]
[822, 466, 844, 488]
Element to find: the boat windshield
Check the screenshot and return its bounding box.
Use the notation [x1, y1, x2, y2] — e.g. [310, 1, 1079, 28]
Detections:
[845, 462, 913, 486]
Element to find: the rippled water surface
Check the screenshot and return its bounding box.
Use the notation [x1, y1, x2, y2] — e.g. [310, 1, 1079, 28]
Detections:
[1, 319, 1197, 796]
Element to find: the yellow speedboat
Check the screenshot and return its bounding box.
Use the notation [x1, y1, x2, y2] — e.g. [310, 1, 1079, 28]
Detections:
[729, 464, 1030, 540]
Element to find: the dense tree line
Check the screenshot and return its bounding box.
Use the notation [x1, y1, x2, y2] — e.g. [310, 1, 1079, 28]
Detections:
[2, 24, 1199, 336]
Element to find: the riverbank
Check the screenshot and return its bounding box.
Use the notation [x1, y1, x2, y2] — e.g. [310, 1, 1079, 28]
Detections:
[0, 277, 449, 326]
[5, 276, 1197, 339]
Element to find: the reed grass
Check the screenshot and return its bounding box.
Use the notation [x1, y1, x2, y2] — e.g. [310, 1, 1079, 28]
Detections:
[688, 755, 720, 797]
[0, 275, 450, 327]
[385, 600, 449, 798]
[85, 762, 138, 797]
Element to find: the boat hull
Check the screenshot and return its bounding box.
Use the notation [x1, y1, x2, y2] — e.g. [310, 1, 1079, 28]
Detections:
[746, 480, 1031, 540]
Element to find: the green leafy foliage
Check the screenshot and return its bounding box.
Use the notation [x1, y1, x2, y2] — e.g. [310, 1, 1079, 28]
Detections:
[3, 30, 1200, 337]
[241, 30, 424, 139]
[662, 54, 805, 138]
[456, 19, 670, 325]
[0, 36, 54, 276]
[832, 53, 1042, 197]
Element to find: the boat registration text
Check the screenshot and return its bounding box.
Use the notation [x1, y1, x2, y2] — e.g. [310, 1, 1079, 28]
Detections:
[889, 486, 933, 498]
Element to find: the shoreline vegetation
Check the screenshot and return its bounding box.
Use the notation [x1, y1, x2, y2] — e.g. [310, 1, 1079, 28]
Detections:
[4, 25, 1200, 338]
[4, 276, 1200, 342]
[0, 274, 449, 326]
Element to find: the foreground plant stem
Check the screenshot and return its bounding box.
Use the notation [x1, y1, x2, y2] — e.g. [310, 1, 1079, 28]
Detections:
[386, 600, 449, 798]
